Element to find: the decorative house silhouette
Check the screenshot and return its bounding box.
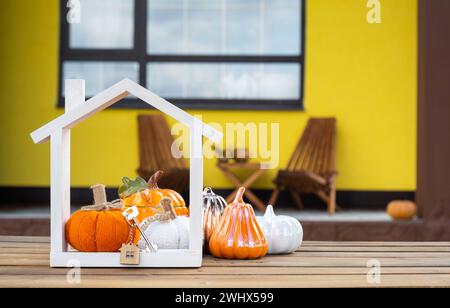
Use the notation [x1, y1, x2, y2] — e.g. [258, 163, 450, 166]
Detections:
[30, 78, 222, 267]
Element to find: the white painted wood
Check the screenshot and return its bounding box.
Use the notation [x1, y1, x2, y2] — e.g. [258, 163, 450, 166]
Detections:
[32, 78, 223, 267]
[50, 250, 202, 268]
[125, 80, 195, 129]
[30, 78, 222, 144]
[65, 79, 85, 108]
[54, 80, 85, 255]
[50, 130, 66, 254]
[60, 128, 71, 253]
[31, 79, 130, 144]
[125, 79, 223, 143]
[188, 121, 204, 252]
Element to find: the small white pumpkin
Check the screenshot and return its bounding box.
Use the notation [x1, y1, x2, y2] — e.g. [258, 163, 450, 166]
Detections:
[138, 198, 189, 250]
[256, 205, 303, 254]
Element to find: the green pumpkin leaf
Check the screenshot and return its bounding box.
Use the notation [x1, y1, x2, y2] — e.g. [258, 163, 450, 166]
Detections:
[118, 176, 148, 198]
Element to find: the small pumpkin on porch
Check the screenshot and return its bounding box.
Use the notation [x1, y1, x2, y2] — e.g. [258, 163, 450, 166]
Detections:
[119, 170, 188, 222]
[256, 205, 303, 254]
[65, 184, 131, 252]
[387, 200, 417, 220]
[209, 187, 268, 259]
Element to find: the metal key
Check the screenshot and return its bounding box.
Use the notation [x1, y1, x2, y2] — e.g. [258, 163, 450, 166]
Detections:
[122, 206, 158, 253]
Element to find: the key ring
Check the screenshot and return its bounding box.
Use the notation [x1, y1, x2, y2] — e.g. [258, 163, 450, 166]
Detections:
[122, 206, 158, 253]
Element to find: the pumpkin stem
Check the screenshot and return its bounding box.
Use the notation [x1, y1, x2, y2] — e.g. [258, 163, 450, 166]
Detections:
[233, 187, 246, 204]
[264, 205, 276, 219]
[91, 184, 107, 205]
[203, 187, 213, 195]
[159, 197, 177, 221]
[148, 170, 164, 189]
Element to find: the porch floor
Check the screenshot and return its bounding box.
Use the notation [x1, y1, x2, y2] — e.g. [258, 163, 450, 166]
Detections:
[0, 236, 449, 288]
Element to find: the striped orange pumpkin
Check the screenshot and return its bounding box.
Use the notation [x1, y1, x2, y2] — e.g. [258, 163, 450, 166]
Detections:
[120, 171, 188, 223]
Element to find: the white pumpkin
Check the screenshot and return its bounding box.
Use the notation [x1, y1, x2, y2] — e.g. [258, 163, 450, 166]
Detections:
[256, 205, 303, 254]
[138, 198, 189, 250]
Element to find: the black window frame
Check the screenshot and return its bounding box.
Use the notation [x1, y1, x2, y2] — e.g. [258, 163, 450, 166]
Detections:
[58, 0, 306, 110]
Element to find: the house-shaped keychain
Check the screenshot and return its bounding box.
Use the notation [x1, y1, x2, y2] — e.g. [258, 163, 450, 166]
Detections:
[120, 243, 140, 265]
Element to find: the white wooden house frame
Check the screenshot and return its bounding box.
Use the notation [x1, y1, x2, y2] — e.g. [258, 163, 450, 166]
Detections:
[30, 79, 222, 267]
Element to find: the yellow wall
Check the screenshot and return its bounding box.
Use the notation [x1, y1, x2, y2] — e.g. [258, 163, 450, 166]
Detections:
[0, 0, 417, 190]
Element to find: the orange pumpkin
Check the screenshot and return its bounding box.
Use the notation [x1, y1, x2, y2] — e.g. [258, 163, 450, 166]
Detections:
[119, 171, 188, 223]
[209, 187, 268, 259]
[65, 184, 131, 252]
[387, 200, 417, 220]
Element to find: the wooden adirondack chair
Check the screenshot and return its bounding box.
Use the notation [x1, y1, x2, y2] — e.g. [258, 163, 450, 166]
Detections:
[136, 114, 189, 192]
[269, 117, 338, 214]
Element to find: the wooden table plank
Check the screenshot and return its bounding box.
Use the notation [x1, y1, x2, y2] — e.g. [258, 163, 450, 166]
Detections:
[299, 246, 450, 252]
[1, 266, 450, 276]
[301, 241, 450, 247]
[1, 254, 449, 268]
[0, 236, 50, 243]
[0, 236, 449, 287]
[1, 274, 450, 288]
[2, 247, 450, 258]
[3, 242, 450, 252]
[1, 236, 449, 247]
[2, 244, 450, 253]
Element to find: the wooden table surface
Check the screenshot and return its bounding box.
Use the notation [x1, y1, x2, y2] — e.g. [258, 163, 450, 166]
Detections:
[1, 236, 450, 288]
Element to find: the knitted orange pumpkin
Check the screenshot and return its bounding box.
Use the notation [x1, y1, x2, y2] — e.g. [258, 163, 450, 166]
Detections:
[119, 171, 188, 223]
[209, 187, 268, 259]
[65, 184, 131, 252]
[387, 200, 417, 220]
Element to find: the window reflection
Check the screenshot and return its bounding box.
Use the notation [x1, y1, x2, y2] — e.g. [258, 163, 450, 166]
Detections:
[64, 61, 139, 96]
[147, 0, 301, 55]
[147, 63, 300, 99]
[70, 0, 134, 49]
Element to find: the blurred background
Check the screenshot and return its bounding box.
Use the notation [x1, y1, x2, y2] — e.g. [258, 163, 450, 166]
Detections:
[1, 0, 448, 240]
